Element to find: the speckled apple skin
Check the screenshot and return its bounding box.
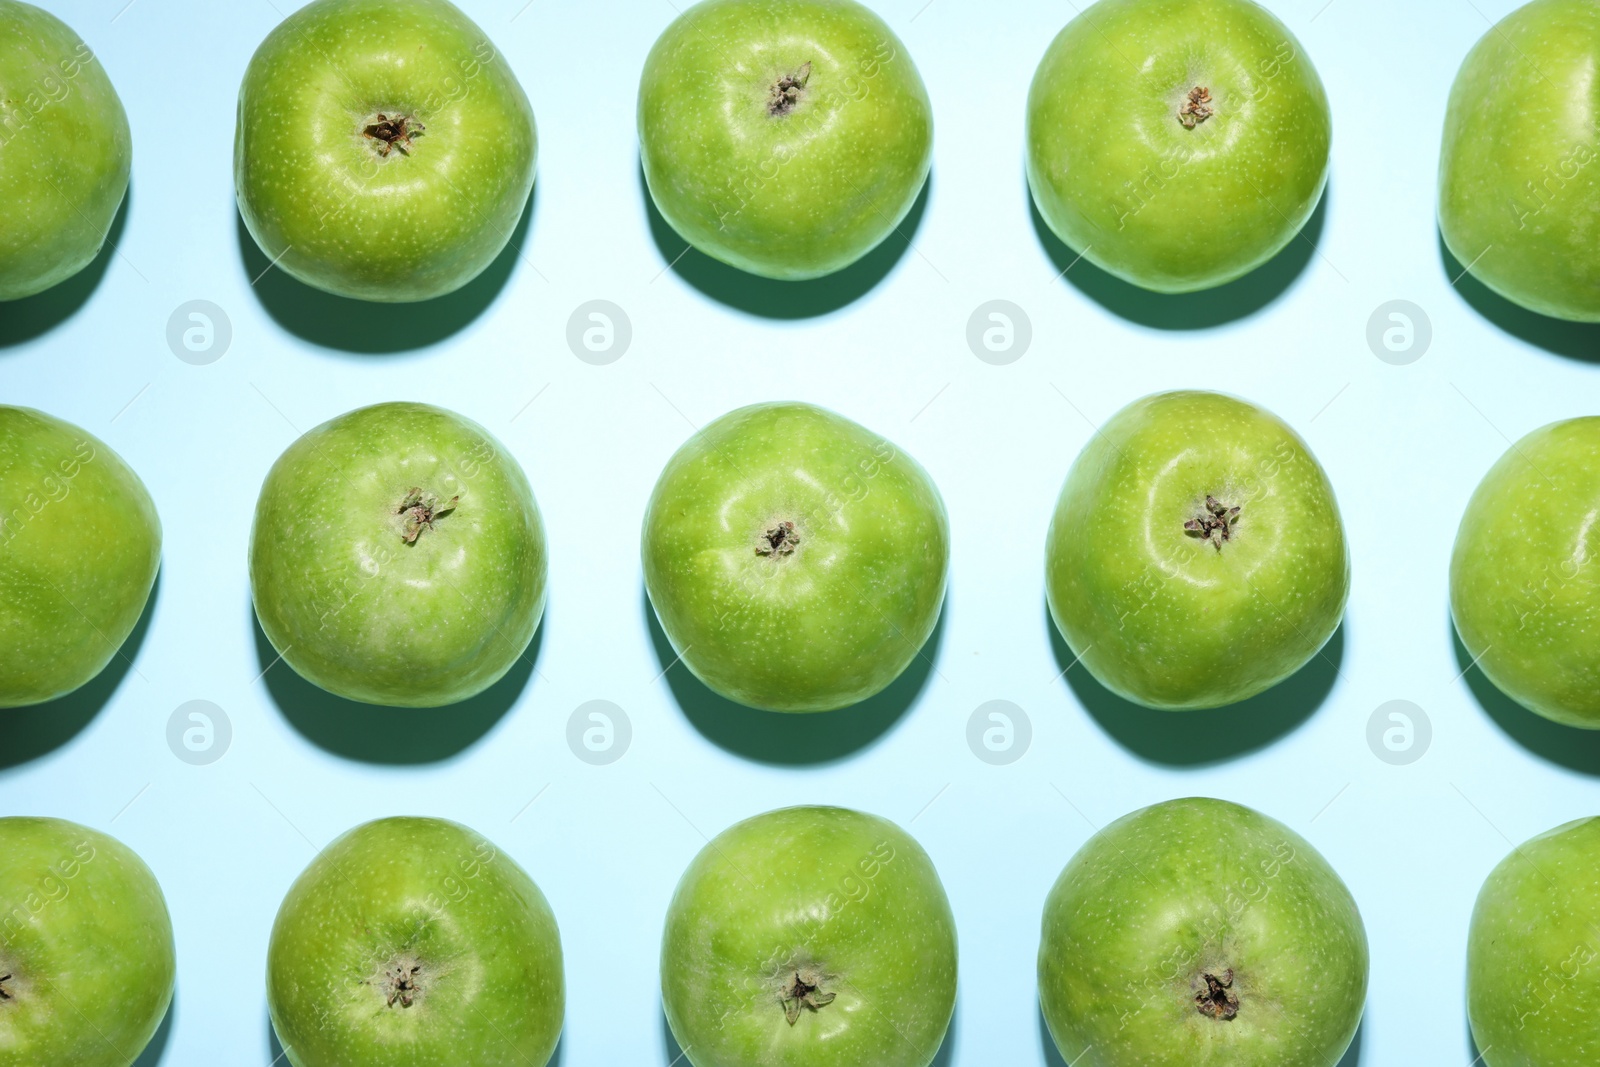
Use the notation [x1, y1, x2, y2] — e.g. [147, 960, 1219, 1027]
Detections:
[638, 0, 932, 280]
[1450, 417, 1600, 727]
[267, 817, 563, 1067]
[0, 1, 130, 301]
[1045, 391, 1348, 710]
[661, 806, 956, 1067]
[642, 402, 948, 713]
[1026, 0, 1331, 293]
[0, 407, 160, 708]
[1039, 798, 1368, 1067]
[249, 402, 545, 708]
[234, 0, 536, 303]
[1439, 0, 1600, 323]
[1468, 816, 1600, 1066]
[0, 817, 175, 1067]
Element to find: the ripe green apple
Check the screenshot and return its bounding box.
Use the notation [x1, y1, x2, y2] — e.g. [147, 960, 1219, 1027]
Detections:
[268, 817, 563, 1067]
[642, 402, 947, 712]
[1467, 816, 1600, 1065]
[1026, 0, 1331, 293]
[250, 402, 545, 707]
[0, 1, 131, 301]
[235, 0, 536, 303]
[1451, 417, 1600, 727]
[0, 407, 160, 708]
[1045, 391, 1347, 710]
[1039, 797, 1367, 1067]
[638, 0, 932, 280]
[1439, 0, 1599, 322]
[0, 817, 175, 1066]
[662, 805, 956, 1067]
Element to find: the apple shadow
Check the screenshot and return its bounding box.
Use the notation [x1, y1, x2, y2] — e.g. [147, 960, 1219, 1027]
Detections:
[638, 163, 929, 319]
[1437, 230, 1600, 361]
[1048, 598, 1342, 767]
[133, 994, 174, 1066]
[644, 586, 943, 766]
[235, 181, 535, 354]
[267, 1014, 284, 1064]
[0, 571, 158, 771]
[0, 184, 130, 349]
[1450, 617, 1600, 775]
[1026, 172, 1327, 330]
[250, 600, 539, 765]
[1338, 1019, 1365, 1066]
[1039, 1004, 1363, 1065]
[664, 1005, 953, 1065]
[1466, 1013, 1483, 1067]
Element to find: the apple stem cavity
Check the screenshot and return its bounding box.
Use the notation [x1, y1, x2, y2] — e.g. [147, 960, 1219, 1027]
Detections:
[1184, 495, 1241, 551]
[1178, 86, 1215, 129]
[755, 521, 801, 558]
[363, 113, 426, 158]
[780, 968, 836, 1025]
[1195, 968, 1240, 1020]
[396, 487, 459, 544]
[768, 62, 813, 117]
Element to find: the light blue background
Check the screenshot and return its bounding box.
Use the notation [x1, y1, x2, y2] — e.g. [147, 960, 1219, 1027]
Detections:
[3, 0, 1599, 1063]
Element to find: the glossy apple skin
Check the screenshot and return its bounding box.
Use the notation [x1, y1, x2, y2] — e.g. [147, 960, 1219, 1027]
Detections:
[0, 407, 160, 708]
[235, 0, 536, 302]
[1045, 391, 1347, 710]
[0, 1, 130, 301]
[268, 817, 563, 1067]
[0, 817, 175, 1067]
[1468, 817, 1600, 1065]
[643, 402, 947, 712]
[250, 402, 545, 707]
[1439, 0, 1599, 322]
[1026, 0, 1330, 293]
[1039, 798, 1367, 1067]
[639, 0, 932, 280]
[1451, 418, 1600, 727]
[662, 806, 956, 1067]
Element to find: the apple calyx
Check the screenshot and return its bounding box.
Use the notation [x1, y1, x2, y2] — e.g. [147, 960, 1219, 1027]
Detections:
[0, 973, 12, 1001]
[1194, 969, 1240, 1020]
[397, 487, 459, 544]
[756, 521, 801, 558]
[780, 967, 836, 1025]
[381, 960, 425, 1009]
[363, 113, 426, 158]
[1178, 86, 1215, 129]
[768, 62, 813, 117]
[1184, 495, 1241, 551]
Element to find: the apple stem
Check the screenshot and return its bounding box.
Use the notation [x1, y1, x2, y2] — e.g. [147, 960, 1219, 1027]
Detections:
[768, 62, 813, 117]
[1184, 495, 1241, 551]
[397, 487, 459, 544]
[363, 113, 426, 158]
[780, 968, 835, 1024]
[1195, 968, 1240, 1020]
[1178, 86, 1215, 129]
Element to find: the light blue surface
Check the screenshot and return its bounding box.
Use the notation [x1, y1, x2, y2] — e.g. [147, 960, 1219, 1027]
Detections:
[2, 0, 1598, 1064]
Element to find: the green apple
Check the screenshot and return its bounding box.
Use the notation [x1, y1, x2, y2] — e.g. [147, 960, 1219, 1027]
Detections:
[235, 0, 536, 303]
[1026, 0, 1331, 293]
[250, 402, 545, 707]
[1439, 0, 1599, 323]
[638, 0, 932, 280]
[642, 402, 947, 712]
[1468, 816, 1600, 1065]
[1039, 797, 1367, 1067]
[0, 817, 175, 1066]
[268, 817, 563, 1067]
[1045, 391, 1347, 710]
[1451, 417, 1600, 727]
[662, 805, 955, 1067]
[0, 1, 131, 301]
[0, 407, 160, 708]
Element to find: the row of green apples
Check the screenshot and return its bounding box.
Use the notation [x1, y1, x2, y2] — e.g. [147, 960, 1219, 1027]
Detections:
[2, 0, 1596, 319]
[2, 394, 1595, 727]
[4, 797, 1595, 1067]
